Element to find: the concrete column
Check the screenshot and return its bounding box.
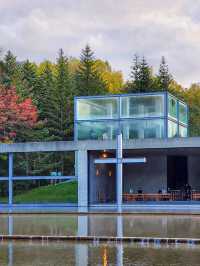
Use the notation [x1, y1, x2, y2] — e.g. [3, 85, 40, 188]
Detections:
[77, 150, 88, 212]
[8, 243, 13, 266]
[75, 244, 88, 266]
[8, 215, 13, 235]
[117, 215, 123, 237]
[77, 215, 88, 236]
[117, 215, 123, 266]
[117, 134, 123, 212]
[76, 216, 88, 266]
[8, 153, 13, 206]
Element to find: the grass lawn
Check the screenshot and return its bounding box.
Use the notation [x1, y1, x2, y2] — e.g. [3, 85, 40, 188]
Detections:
[0, 181, 78, 204]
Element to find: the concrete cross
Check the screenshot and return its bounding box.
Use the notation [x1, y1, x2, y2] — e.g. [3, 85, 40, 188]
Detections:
[94, 134, 146, 212]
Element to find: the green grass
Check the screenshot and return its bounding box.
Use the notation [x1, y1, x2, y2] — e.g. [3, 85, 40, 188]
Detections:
[1, 181, 78, 204]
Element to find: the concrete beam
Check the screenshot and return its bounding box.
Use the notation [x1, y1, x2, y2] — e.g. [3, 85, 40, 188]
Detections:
[0, 141, 77, 153]
[1, 137, 200, 154]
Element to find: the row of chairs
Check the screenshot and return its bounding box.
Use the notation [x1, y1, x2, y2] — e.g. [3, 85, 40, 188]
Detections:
[96, 191, 200, 203]
[123, 191, 200, 202]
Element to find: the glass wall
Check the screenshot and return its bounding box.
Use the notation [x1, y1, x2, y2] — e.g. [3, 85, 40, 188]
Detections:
[167, 94, 188, 138]
[75, 92, 188, 140]
[121, 119, 164, 139]
[168, 95, 178, 120]
[76, 97, 118, 120]
[179, 102, 187, 124]
[168, 120, 178, 138]
[77, 121, 118, 140]
[179, 125, 187, 137]
[121, 95, 164, 118]
[13, 180, 77, 204]
[0, 181, 8, 203]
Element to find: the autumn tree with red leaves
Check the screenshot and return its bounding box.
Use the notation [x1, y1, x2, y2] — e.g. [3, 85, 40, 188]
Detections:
[0, 85, 38, 142]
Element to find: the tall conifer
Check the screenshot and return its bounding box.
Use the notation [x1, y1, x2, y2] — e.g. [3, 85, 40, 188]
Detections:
[129, 54, 141, 92]
[75, 44, 107, 96]
[157, 56, 172, 91]
[139, 56, 153, 92]
[21, 60, 39, 101]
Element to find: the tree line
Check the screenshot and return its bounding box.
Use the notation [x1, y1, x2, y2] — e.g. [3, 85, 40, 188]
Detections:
[2, 45, 197, 143]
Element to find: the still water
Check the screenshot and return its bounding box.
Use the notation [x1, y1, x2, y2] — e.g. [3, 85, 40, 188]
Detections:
[1, 241, 200, 266]
[1, 214, 200, 238]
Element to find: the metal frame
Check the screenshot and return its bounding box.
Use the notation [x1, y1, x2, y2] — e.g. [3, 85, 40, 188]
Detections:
[74, 91, 188, 141]
[0, 152, 77, 207]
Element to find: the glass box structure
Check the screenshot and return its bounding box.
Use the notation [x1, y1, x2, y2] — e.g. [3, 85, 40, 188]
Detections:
[74, 92, 188, 140]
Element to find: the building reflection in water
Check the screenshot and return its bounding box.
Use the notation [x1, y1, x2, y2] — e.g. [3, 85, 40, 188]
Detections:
[103, 247, 108, 266]
[8, 215, 13, 266]
[8, 214, 196, 266]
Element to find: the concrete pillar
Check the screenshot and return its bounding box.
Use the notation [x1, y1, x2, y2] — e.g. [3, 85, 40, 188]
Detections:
[8, 215, 13, 235]
[117, 244, 123, 266]
[117, 134, 123, 212]
[117, 215, 123, 237]
[76, 216, 88, 266]
[8, 153, 13, 206]
[8, 243, 13, 266]
[75, 244, 88, 266]
[117, 215, 123, 266]
[77, 150, 88, 212]
[77, 216, 88, 236]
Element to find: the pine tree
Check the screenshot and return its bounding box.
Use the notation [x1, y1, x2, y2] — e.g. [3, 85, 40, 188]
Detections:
[126, 55, 153, 93]
[54, 48, 73, 140]
[138, 56, 153, 92]
[75, 44, 107, 96]
[128, 54, 141, 92]
[157, 56, 172, 91]
[38, 62, 55, 121]
[0, 51, 20, 88]
[21, 60, 39, 101]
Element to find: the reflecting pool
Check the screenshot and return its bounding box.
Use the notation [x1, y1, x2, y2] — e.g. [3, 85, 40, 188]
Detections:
[1, 214, 200, 238]
[0, 241, 200, 266]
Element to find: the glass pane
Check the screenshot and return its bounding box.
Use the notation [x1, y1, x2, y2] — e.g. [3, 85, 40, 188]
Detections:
[121, 95, 164, 118]
[76, 98, 118, 120]
[122, 119, 164, 139]
[13, 180, 77, 204]
[168, 95, 178, 119]
[0, 154, 8, 177]
[168, 120, 178, 138]
[13, 152, 75, 177]
[179, 125, 187, 137]
[179, 102, 187, 124]
[0, 181, 8, 203]
[77, 121, 118, 140]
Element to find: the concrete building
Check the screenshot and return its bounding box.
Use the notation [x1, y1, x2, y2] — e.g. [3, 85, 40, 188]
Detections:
[75, 92, 192, 207]
[2, 91, 200, 211]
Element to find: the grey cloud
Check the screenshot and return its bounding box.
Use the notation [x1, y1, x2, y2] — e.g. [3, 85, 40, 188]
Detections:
[0, 0, 200, 87]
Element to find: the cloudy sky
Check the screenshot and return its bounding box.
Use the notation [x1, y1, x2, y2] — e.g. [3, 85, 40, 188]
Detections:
[0, 0, 200, 87]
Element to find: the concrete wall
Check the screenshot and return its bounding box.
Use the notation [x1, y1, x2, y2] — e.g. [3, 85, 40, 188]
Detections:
[123, 155, 167, 193]
[88, 151, 200, 204]
[89, 152, 116, 204]
[89, 151, 167, 201]
[188, 156, 200, 190]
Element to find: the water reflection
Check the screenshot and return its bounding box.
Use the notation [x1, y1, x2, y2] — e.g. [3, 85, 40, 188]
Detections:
[1, 241, 200, 266]
[2, 214, 200, 238]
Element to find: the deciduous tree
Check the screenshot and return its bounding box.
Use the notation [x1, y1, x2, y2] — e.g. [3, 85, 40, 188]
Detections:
[0, 85, 38, 142]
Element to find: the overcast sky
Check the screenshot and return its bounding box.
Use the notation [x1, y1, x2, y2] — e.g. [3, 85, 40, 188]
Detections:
[0, 0, 200, 87]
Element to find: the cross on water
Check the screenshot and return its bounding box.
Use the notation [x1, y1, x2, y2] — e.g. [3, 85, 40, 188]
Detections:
[94, 134, 146, 212]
